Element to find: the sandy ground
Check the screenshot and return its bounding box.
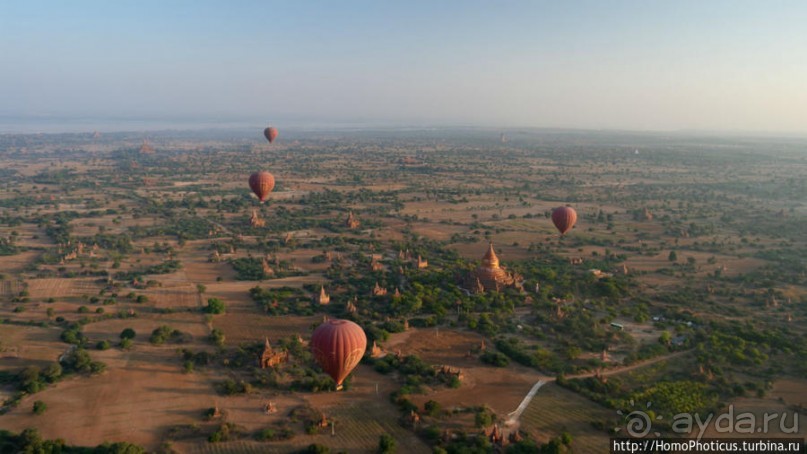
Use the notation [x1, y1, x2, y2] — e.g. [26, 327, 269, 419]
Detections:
[0, 324, 66, 369]
[2, 347, 217, 449]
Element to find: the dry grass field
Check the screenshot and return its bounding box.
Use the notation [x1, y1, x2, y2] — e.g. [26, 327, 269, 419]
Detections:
[2, 348, 216, 449]
[0, 251, 39, 274]
[0, 325, 65, 367]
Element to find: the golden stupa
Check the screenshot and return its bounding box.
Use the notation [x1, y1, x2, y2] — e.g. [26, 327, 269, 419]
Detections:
[465, 243, 521, 293]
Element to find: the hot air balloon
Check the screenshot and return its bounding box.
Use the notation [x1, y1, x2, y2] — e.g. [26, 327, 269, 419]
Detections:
[310, 319, 367, 390]
[249, 171, 275, 203]
[264, 127, 278, 143]
[552, 206, 577, 235]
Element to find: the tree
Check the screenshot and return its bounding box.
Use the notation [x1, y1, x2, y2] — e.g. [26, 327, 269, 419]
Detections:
[424, 400, 441, 418]
[120, 328, 136, 340]
[560, 431, 573, 445]
[33, 400, 47, 414]
[475, 408, 493, 427]
[206, 298, 226, 314]
[659, 331, 672, 346]
[42, 363, 62, 382]
[480, 351, 510, 367]
[196, 284, 206, 294]
[209, 329, 225, 347]
[668, 251, 678, 262]
[378, 434, 397, 453]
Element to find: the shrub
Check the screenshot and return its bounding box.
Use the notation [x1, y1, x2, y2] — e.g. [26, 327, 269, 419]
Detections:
[255, 427, 294, 441]
[60, 348, 106, 375]
[205, 298, 225, 314]
[42, 363, 62, 383]
[209, 329, 225, 347]
[149, 325, 189, 345]
[301, 444, 330, 454]
[480, 351, 510, 367]
[474, 408, 494, 427]
[33, 400, 47, 414]
[208, 423, 239, 443]
[424, 400, 441, 418]
[378, 434, 397, 453]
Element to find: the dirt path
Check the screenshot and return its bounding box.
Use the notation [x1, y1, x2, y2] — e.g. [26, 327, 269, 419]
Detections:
[506, 380, 546, 426]
[562, 350, 690, 381]
[504, 350, 690, 430]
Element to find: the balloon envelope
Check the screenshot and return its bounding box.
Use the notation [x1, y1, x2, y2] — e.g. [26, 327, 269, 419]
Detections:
[249, 171, 275, 202]
[552, 206, 577, 235]
[264, 127, 278, 143]
[310, 319, 367, 388]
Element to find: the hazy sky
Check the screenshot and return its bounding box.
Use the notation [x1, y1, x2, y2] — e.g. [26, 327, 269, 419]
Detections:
[2, 1, 807, 133]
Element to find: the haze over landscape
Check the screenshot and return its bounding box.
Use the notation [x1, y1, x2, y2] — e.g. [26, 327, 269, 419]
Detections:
[1, 2, 807, 454]
[2, 1, 807, 134]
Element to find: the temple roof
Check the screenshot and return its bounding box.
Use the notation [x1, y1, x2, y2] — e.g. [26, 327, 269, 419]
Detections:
[465, 242, 519, 293]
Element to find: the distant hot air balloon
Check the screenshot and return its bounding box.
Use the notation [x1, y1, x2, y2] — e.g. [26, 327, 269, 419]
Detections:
[264, 127, 278, 143]
[248, 171, 275, 202]
[552, 206, 577, 235]
[310, 319, 367, 390]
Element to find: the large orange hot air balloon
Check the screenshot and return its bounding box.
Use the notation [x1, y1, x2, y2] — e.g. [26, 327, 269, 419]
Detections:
[310, 319, 367, 390]
[249, 171, 275, 202]
[552, 206, 577, 235]
[264, 127, 278, 143]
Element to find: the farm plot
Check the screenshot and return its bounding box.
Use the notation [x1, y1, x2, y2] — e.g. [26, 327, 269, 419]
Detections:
[0, 324, 65, 368]
[213, 313, 320, 345]
[409, 222, 468, 242]
[518, 382, 613, 452]
[182, 259, 235, 283]
[302, 401, 430, 453]
[0, 224, 51, 248]
[448, 240, 532, 264]
[139, 285, 200, 309]
[770, 378, 807, 408]
[385, 327, 489, 369]
[0, 251, 39, 274]
[83, 312, 211, 344]
[1, 347, 217, 450]
[26, 278, 103, 300]
[0, 279, 24, 298]
[699, 396, 806, 439]
[146, 270, 192, 287]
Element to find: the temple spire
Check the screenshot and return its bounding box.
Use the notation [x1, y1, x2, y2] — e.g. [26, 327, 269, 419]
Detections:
[482, 242, 499, 268]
